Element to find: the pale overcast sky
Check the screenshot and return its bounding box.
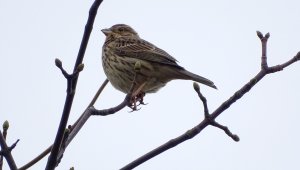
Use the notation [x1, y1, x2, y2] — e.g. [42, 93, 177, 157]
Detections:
[1, 0, 300, 170]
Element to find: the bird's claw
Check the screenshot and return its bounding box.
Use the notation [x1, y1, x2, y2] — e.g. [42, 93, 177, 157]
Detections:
[137, 100, 148, 106]
[127, 101, 141, 112]
[128, 106, 141, 113]
[128, 92, 146, 112]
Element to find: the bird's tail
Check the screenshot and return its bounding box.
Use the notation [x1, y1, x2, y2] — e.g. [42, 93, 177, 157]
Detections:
[178, 69, 217, 89]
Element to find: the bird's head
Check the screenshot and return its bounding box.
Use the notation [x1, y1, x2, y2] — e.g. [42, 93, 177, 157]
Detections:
[101, 24, 139, 39]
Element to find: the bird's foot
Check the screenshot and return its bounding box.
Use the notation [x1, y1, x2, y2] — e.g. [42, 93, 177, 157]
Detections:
[136, 92, 147, 106]
[128, 92, 146, 112]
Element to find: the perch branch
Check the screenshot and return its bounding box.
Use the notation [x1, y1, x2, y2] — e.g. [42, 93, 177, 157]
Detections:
[56, 62, 141, 163]
[120, 31, 300, 170]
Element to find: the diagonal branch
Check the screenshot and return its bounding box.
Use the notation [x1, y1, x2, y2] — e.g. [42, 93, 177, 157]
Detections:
[45, 0, 103, 169]
[56, 62, 141, 163]
[56, 93, 130, 163]
[19, 79, 108, 170]
[193, 82, 239, 141]
[120, 31, 300, 170]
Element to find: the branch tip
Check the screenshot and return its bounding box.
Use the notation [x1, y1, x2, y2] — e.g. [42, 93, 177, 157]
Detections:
[210, 121, 238, 142]
[232, 135, 240, 142]
[193, 82, 200, 92]
[256, 31, 263, 39]
[11, 139, 20, 150]
[265, 32, 270, 39]
[2, 121, 9, 130]
[55, 58, 62, 68]
[296, 51, 300, 60]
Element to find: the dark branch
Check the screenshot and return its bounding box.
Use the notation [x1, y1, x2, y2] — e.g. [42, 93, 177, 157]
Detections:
[0, 121, 9, 170]
[90, 93, 132, 116]
[87, 79, 109, 108]
[120, 32, 300, 170]
[0, 130, 18, 170]
[210, 121, 239, 141]
[193, 82, 238, 141]
[45, 0, 103, 169]
[193, 82, 209, 118]
[0, 139, 19, 156]
[257, 31, 270, 70]
[56, 66, 140, 163]
[19, 146, 52, 170]
[20, 79, 109, 170]
[55, 58, 71, 80]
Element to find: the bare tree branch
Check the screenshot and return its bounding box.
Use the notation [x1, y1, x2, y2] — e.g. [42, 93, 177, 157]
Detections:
[0, 129, 18, 170]
[56, 91, 132, 164]
[57, 62, 142, 162]
[0, 121, 9, 170]
[19, 79, 108, 170]
[45, 0, 103, 169]
[18, 146, 52, 170]
[120, 32, 300, 170]
[87, 79, 109, 108]
[193, 82, 238, 141]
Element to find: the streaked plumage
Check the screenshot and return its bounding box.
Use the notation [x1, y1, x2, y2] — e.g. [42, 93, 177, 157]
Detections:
[101, 24, 216, 96]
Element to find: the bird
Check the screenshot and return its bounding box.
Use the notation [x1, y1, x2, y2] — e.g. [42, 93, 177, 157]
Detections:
[101, 24, 216, 109]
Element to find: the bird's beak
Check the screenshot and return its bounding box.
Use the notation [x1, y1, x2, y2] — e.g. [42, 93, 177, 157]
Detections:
[101, 28, 112, 36]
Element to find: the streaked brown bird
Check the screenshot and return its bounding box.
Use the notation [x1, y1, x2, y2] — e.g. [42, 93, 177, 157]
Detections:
[101, 24, 216, 107]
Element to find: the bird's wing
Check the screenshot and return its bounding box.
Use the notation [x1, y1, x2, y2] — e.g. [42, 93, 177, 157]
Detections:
[113, 37, 183, 69]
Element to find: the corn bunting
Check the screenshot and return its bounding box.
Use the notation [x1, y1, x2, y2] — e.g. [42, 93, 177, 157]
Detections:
[101, 24, 216, 108]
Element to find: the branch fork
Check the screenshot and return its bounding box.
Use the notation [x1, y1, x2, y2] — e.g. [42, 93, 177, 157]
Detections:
[0, 122, 19, 170]
[55, 58, 84, 94]
[193, 82, 239, 142]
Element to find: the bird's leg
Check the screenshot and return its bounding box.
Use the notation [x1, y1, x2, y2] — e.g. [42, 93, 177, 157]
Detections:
[129, 82, 147, 111]
[136, 92, 147, 106]
[132, 82, 146, 97]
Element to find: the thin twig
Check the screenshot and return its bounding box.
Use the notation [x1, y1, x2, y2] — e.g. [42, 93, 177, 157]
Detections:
[193, 82, 209, 118]
[20, 79, 108, 170]
[0, 121, 9, 170]
[19, 146, 52, 170]
[71, 79, 109, 131]
[87, 79, 109, 108]
[210, 121, 239, 141]
[19, 79, 108, 170]
[56, 64, 140, 163]
[193, 82, 238, 141]
[90, 93, 132, 116]
[55, 94, 130, 162]
[0, 131, 18, 170]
